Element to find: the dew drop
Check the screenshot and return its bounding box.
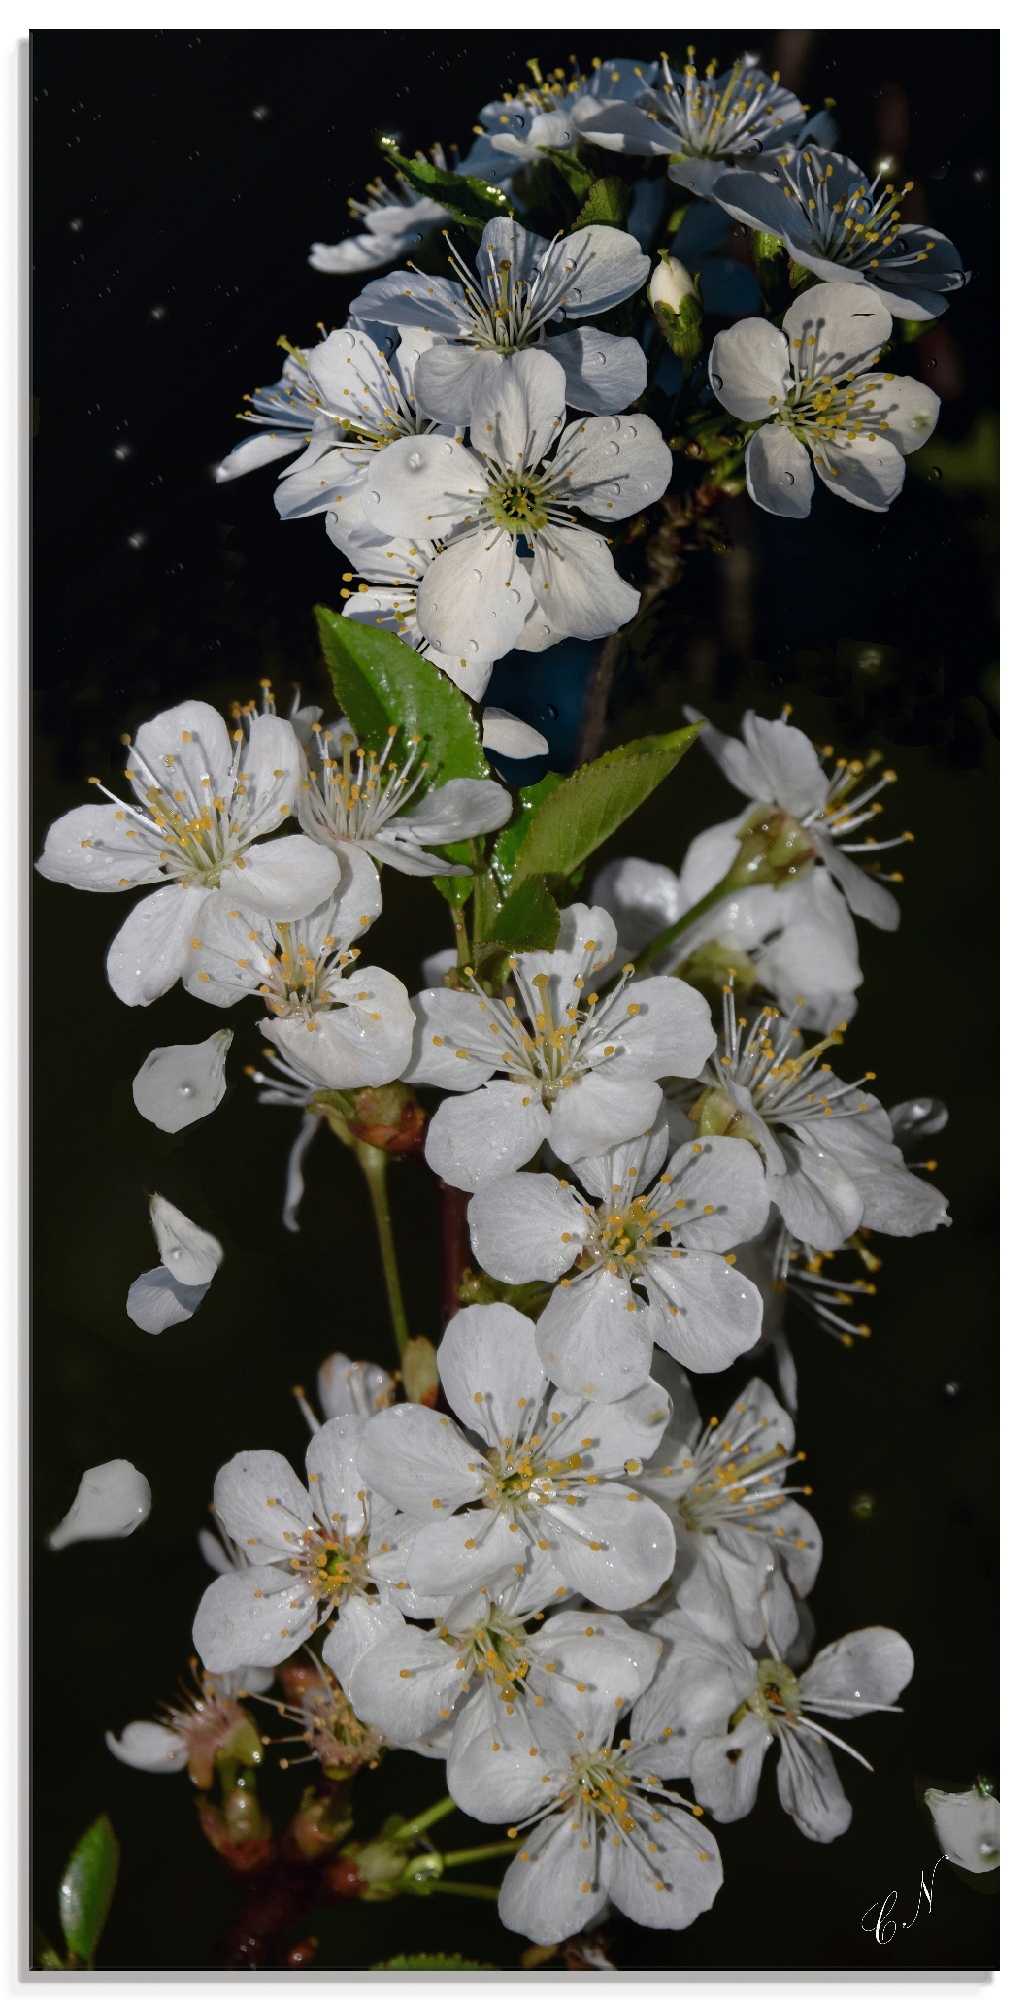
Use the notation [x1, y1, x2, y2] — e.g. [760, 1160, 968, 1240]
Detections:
[472, 567, 483, 582]
[545, 704, 558, 720]
[510, 589, 521, 604]
[368, 491, 381, 506]
[711, 372, 723, 390]
[928, 465, 942, 483]
[927, 357, 938, 368]
[407, 449, 424, 470]
[783, 472, 795, 485]
[177, 1084, 196, 1099]
[604, 442, 620, 457]
[467, 639, 479, 653]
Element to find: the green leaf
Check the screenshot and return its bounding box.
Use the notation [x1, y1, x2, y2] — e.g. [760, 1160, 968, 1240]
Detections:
[315, 608, 490, 784]
[380, 138, 511, 234]
[474, 873, 560, 978]
[490, 771, 565, 891]
[32, 1923, 64, 1971]
[432, 872, 474, 910]
[58, 1816, 119, 1969]
[572, 176, 631, 231]
[537, 146, 594, 201]
[508, 724, 703, 890]
[372, 1954, 496, 1970]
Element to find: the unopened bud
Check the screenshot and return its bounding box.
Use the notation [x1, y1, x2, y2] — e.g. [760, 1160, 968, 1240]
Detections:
[725, 806, 816, 890]
[649, 251, 704, 363]
[649, 252, 698, 315]
[401, 1334, 440, 1408]
[677, 939, 757, 1007]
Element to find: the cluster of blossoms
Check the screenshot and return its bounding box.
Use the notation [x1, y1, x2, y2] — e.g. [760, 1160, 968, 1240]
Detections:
[39, 42, 984, 1968]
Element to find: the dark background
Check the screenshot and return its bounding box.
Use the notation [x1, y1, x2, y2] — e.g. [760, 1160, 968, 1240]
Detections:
[32, 29, 998, 1973]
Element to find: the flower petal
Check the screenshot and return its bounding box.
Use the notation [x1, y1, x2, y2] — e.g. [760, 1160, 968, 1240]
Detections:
[346, 268, 468, 336]
[361, 433, 486, 538]
[925, 1788, 1000, 1874]
[36, 804, 165, 891]
[468, 1173, 586, 1284]
[126, 1266, 212, 1332]
[745, 425, 815, 519]
[531, 523, 639, 640]
[132, 1029, 232, 1132]
[770, 1127, 864, 1249]
[782, 281, 893, 375]
[469, 346, 567, 468]
[47, 1460, 152, 1550]
[346, 1625, 464, 1740]
[414, 342, 502, 426]
[438, 1302, 550, 1439]
[106, 1721, 189, 1773]
[267, 967, 415, 1090]
[106, 882, 212, 1006]
[607, 976, 716, 1081]
[662, 1133, 770, 1252]
[551, 410, 672, 521]
[645, 1250, 765, 1375]
[403, 988, 500, 1090]
[544, 1484, 675, 1609]
[600, 1798, 723, 1930]
[401, 777, 512, 844]
[192, 1567, 318, 1674]
[149, 1192, 223, 1286]
[709, 318, 791, 422]
[424, 1082, 551, 1192]
[357, 1404, 484, 1519]
[776, 1725, 851, 1841]
[499, 1812, 608, 1945]
[800, 1626, 913, 1710]
[536, 1266, 656, 1401]
[691, 1711, 774, 1822]
[818, 837, 900, 931]
[321, 1588, 407, 1696]
[215, 430, 306, 482]
[417, 530, 529, 663]
[402, 1505, 530, 1599]
[305, 1414, 370, 1538]
[810, 433, 906, 512]
[543, 328, 647, 415]
[480, 708, 550, 758]
[228, 833, 341, 921]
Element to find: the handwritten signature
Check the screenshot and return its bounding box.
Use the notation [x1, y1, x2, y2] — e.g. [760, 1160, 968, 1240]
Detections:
[862, 1859, 944, 1944]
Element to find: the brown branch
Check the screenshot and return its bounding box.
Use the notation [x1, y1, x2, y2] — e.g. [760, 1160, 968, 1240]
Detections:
[437, 1178, 471, 1331]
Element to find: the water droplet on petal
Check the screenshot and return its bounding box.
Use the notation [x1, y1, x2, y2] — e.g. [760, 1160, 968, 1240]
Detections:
[368, 491, 381, 506]
[605, 442, 620, 457]
[928, 465, 943, 482]
[711, 372, 723, 390]
[472, 568, 483, 582]
[177, 1084, 196, 1098]
[509, 589, 521, 604]
[407, 449, 423, 470]
[467, 639, 479, 653]
[783, 472, 795, 486]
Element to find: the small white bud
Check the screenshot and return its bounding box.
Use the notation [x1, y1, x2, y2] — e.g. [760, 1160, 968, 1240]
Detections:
[649, 255, 699, 314]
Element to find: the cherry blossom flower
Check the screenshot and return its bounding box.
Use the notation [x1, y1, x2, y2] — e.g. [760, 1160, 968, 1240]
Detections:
[712, 146, 968, 319]
[459, 58, 661, 182]
[689, 987, 950, 1252]
[36, 699, 339, 1007]
[635, 1369, 821, 1654]
[683, 705, 913, 931]
[357, 349, 671, 663]
[593, 833, 862, 1032]
[445, 1631, 722, 1943]
[192, 1416, 416, 1683]
[585, 51, 821, 198]
[47, 1460, 151, 1550]
[295, 721, 512, 878]
[350, 215, 649, 424]
[184, 852, 415, 1091]
[214, 326, 444, 537]
[309, 156, 449, 276]
[468, 1124, 769, 1402]
[333, 521, 493, 702]
[635, 1567, 913, 1843]
[709, 283, 940, 516]
[106, 1664, 271, 1785]
[406, 903, 715, 1192]
[357, 1304, 676, 1612]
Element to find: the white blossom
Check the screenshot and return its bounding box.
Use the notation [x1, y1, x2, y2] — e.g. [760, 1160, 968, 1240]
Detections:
[36, 699, 340, 1006]
[126, 1193, 223, 1334]
[350, 216, 649, 423]
[585, 52, 818, 198]
[634, 1567, 913, 1843]
[459, 58, 661, 182]
[296, 721, 512, 878]
[48, 1460, 152, 1550]
[925, 1784, 999, 1874]
[309, 158, 449, 276]
[357, 349, 671, 663]
[468, 1124, 769, 1402]
[445, 1630, 722, 1943]
[594, 832, 862, 1033]
[357, 1304, 677, 1612]
[334, 521, 492, 701]
[636, 1369, 821, 1654]
[192, 1416, 421, 1684]
[106, 1665, 272, 1785]
[690, 988, 950, 1253]
[684, 705, 913, 931]
[184, 851, 414, 1090]
[132, 1029, 233, 1132]
[709, 283, 939, 516]
[407, 903, 714, 1191]
[712, 146, 968, 320]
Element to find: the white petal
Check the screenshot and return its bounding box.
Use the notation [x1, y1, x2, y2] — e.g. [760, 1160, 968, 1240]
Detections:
[782, 281, 893, 376]
[591, 856, 681, 957]
[212, 1448, 313, 1558]
[357, 1404, 484, 1519]
[800, 1627, 914, 1709]
[413, 342, 501, 426]
[646, 1251, 765, 1374]
[480, 709, 549, 758]
[531, 523, 639, 641]
[574, 1374, 674, 1476]
[776, 1725, 851, 1841]
[215, 430, 305, 482]
[416, 530, 528, 663]
[499, 1812, 607, 1945]
[543, 328, 647, 415]
[317, 1354, 395, 1421]
[403, 988, 499, 1090]
[536, 1267, 655, 1401]
[192, 1567, 317, 1674]
[548, 1072, 663, 1168]
[106, 1721, 188, 1773]
[36, 804, 164, 892]
[811, 433, 906, 512]
[552, 410, 672, 521]
[925, 1788, 1000, 1874]
[607, 976, 716, 1080]
[402, 1505, 529, 1599]
[868, 372, 941, 455]
[229, 833, 340, 920]
[738, 711, 829, 818]
[449, 1698, 576, 1826]
[132, 1030, 232, 1132]
[663, 1133, 770, 1252]
[468, 1174, 585, 1284]
[745, 425, 815, 519]
[424, 1082, 551, 1192]
[544, 1485, 675, 1609]
[709, 319, 791, 422]
[574, 1124, 672, 1203]
[321, 1589, 407, 1696]
[305, 1414, 369, 1538]
[438, 1303, 549, 1438]
[130, 701, 233, 803]
[547, 223, 650, 317]
[361, 433, 485, 538]
[346, 1625, 463, 1740]
[770, 1128, 864, 1249]
[691, 1711, 773, 1822]
[601, 1799, 723, 1930]
[125, 1266, 211, 1333]
[819, 838, 900, 930]
[267, 968, 414, 1090]
[149, 1193, 223, 1286]
[47, 1460, 152, 1549]
[469, 346, 567, 467]
[401, 777, 512, 844]
[106, 882, 211, 1007]
[345, 268, 468, 337]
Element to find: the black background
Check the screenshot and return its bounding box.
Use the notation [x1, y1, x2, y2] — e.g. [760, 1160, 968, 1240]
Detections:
[32, 29, 998, 1973]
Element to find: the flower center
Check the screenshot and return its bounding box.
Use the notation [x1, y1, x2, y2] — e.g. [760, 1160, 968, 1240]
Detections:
[442, 1608, 534, 1701]
[743, 1657, 803, 1729]
[484, 472, 549, 533]
[301, 724, 430, 848]
[293, 1531, 370, 1605]
[566, 1746, 639, 1830]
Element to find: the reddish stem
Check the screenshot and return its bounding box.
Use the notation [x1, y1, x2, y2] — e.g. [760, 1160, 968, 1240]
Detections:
[437, 1178, 470, 1330]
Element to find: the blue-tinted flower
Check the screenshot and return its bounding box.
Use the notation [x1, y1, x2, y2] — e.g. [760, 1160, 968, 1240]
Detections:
[586, 51, 830, 199]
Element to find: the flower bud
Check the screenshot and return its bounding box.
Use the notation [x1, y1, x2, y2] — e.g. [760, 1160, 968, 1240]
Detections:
[724, 806, 816, 890]
[649, 251, 704, 363]
[688, 1084, 761, 1148]
[401, 1334, 440, 1408]
[648, 253, 699, 315]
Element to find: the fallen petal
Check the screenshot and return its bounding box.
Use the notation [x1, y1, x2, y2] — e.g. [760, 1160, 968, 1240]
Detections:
[47, 1459, 151, 1549]
[132, 1030, 233, 1133]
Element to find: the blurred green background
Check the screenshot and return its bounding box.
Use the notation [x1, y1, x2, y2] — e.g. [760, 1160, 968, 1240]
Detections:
[32, 28, 998, 1972]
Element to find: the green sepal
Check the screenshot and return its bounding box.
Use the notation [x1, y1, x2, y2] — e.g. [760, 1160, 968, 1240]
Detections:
[507, 724, 703, 891]
[537, 146, 594, 201]
[433, 873, 474, 910]
[490, 771, 565, 891]
[58, 1815, 119, 1970]
[572, 175, 631, 231]
[380, 137, 511, 234]
[458, 1269, 554, 1321]
[653, 290, 704, 364]
[315, 607, 490, 785]
[372, 1954, 497, 1971]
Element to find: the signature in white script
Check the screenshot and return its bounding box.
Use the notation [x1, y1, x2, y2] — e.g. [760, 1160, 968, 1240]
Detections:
[862, 1859, 944, 1945]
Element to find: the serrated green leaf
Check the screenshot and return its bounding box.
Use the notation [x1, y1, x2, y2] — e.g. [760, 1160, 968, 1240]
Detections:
[371, 1953, 496, 1970]
[537, 146, 594, 201]
[508, 724, 702, 890]
[58, 1816, 119, 1969]
[380, 138, 511, 233]
[572, 175, 631, 231]
[474, 873, 561, 978]
[315, 608, 490, 784]
[490, 771, 565, 891]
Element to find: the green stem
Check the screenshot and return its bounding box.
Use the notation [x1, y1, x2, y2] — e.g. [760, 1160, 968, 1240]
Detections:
[451, 901, 472, 970]
[393, 1796, 458, 1843]
[629, 870, 740, 977]
[441, 1842, 517, 1869]
[354, 1142, 410, 1359]
[423, 1882, 500, 1901]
